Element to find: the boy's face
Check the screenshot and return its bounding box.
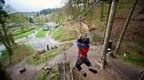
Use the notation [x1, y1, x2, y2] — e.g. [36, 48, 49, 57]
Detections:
[81, 34, 86, 39]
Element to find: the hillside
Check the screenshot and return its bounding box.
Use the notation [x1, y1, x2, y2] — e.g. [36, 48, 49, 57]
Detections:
[112, 0, 144, 56]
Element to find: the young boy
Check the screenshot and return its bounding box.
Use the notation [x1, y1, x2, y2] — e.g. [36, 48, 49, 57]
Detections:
[75, 34, 97, 77]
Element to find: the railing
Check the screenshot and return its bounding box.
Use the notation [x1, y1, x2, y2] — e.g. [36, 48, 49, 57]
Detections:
[139, 71, 144, 80]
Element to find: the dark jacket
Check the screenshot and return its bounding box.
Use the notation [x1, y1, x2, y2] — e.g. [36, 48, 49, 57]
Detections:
[77, 37, 90, 58]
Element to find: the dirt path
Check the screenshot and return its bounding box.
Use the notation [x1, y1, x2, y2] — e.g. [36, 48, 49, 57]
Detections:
[7, 54, 39, 80]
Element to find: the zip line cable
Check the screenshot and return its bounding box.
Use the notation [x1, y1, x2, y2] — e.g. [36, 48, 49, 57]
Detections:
[73, 0, 103, 22]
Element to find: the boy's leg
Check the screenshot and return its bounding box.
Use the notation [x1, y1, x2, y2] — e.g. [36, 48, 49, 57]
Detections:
[83, 58, 97, 74]
[75, 59, 82, 71]
[75, 58, 87, 77]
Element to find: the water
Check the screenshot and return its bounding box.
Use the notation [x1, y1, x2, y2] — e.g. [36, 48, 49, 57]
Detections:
[0, 44, 6, 58]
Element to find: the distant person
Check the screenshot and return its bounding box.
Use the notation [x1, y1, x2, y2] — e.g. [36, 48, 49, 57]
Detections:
[47, 45, 49, 50]
[75, 33, 97, 77]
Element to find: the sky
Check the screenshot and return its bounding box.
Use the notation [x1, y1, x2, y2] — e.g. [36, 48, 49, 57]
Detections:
[5, 0, 67, 12]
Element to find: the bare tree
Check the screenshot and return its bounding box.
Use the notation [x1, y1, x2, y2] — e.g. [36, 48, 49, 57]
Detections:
[3, 4, 15, 13]
[101, 0, 119, 69]
[114, 0, 139, 54]
[0, 0, 13, 64]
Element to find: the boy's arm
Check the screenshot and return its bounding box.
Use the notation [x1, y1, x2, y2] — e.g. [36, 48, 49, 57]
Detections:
[77, 34, 82, 43]
[77, 41, 89, 48]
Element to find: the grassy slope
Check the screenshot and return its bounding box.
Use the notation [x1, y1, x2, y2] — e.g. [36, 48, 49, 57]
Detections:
[35, 30, 48, 38]
[35, 67, 59, 80]
[27, 43, 73, 65]
[51, 27, 77, 42]
[84, 0, 144, 66]
[14, 29, 35, 39]
[111, 0, 144, 66]
[0, 45, 34, 66]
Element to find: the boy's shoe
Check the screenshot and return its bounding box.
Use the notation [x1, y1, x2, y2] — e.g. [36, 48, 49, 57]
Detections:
[80, 70, 87, 77]
[89, 69, 97, 74]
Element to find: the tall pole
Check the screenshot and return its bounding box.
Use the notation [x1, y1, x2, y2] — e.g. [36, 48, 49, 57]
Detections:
[114, 0, 139, 54]
[101, 0, 119, 69]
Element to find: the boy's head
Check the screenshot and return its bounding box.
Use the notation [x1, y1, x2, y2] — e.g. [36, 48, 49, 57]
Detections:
[78, 36, 90, 44]
[82, 38, 90, 44]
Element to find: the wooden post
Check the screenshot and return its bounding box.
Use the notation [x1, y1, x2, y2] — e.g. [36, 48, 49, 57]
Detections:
[65, 62, 72, 80]
[114, 0, 139, 54]
[58, 63, 65, 80]
[101, 0, 119, 69]
[102, 0, 112, 43]
[72, 68, 83, 80]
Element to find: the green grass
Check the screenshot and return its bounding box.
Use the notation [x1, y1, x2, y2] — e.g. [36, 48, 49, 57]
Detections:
[36, 69, 48, 80]
[27, 43, 73, 65]
[52, 27, 64, 39]
[35, 30, 48, 38]
[0, 50, 9, 64]
[27, 49, 57, 65]
[51, 27, 76, 42]
[123, 54, 144, 66]
[36, 67, 59, 80]
[0, 45, 34, 66]
[13, 28, 34, 36]
[14, 29, 35, 39]
[116, 53, 144, 67]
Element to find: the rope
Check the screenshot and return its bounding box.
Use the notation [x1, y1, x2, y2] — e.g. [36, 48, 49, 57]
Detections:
[74, 0, 103, 22]
[75, 0, 103, 35]
[139, 71, 144, 80]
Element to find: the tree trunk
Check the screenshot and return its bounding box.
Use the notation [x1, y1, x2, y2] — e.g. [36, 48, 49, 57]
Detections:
[1, 24, 11, 46]
[101, 0, 119, 69]
[8, 33, 16, 46]
[114, 0, 139, 54]
[0, 63, 12, 80]
[0, 23, 13, 64]
[7, 47, 13, 64]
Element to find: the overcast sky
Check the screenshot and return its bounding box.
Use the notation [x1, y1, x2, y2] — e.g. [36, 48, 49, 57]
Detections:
[5, 0, 67, 12]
